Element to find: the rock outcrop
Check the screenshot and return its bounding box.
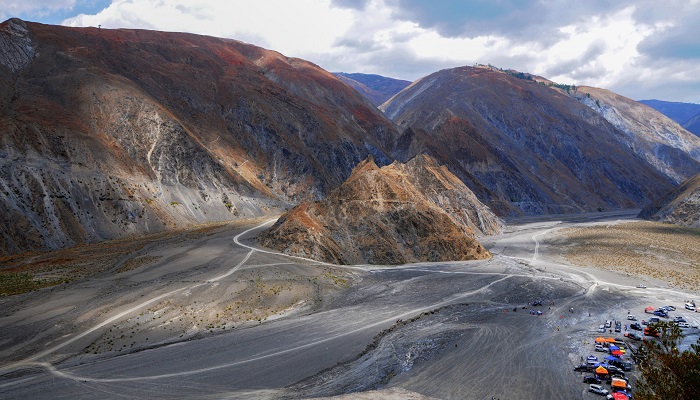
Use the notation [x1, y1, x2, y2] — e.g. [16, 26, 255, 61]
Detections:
[639, 173, 700, 228]
[0, 19, 398, 255]
[259, 155, 501, 265]
[381, 66, 685, 216]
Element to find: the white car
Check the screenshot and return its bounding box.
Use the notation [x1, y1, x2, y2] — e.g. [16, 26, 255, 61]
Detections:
[686, 303, 696, 310]
[627, 315, 636, 321]
[589, 384, 609, 395]
[637, 284, 647, 288]
[678, 322, 690, 328]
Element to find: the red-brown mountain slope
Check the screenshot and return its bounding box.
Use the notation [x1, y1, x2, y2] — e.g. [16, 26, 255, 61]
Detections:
[381, 66, 683, 216]
[0, 18, 397, 254]
[259, 155, 501, 265]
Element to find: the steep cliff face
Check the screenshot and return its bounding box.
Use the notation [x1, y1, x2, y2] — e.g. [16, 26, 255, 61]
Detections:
[0, 19, 398, 255]
[381, 66, 679, 216]
[571, 87, 700, 184]
[259, 155, 501, 265]
[639, 173, 700, 228]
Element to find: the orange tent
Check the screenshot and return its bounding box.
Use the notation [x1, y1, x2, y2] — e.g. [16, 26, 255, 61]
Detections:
[595, 337, 606, 343]
[645, 306, 654, 313]
[612, 378, 627, 390]
[605, 337, 616, 343]
[595, 366, 608, 375]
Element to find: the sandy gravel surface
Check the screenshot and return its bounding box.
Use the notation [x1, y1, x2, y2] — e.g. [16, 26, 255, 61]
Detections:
[1, 210, 699, 399]
[550, 220, 700, 291]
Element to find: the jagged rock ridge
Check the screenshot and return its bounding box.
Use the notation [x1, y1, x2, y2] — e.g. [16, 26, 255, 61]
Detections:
[259, 155, 501, 265]
[381, 66, 687, 216]
[639, 173, 700, 228]
[0, 19, 399, 255]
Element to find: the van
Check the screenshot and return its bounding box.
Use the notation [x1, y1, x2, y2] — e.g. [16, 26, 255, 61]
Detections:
[594, 344, 606, 352]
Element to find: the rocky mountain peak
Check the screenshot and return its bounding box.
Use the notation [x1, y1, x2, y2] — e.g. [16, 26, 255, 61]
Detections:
[259, 155, 501, 265]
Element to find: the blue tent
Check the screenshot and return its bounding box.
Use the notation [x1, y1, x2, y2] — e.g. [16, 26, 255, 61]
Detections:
[593, 362, 611, 368]
[605, 355, 622, 362]
[609, 345, 620, 351]
[587, 355, 598, 361]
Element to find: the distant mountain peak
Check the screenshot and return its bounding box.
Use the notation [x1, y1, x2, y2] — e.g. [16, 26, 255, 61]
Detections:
[333, 72, 411, 106]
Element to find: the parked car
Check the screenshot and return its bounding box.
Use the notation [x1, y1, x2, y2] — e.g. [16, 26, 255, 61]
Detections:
[595, 344, 607, 352]
[604, 320, 612, 328]
[673, 316, 686, 323]
[574, 363, 589, 372]
[665, 305, 676, 311]
[648, 317, 660, 324]
[626, 315, 637, 321]
[584, 375, 601, 384]
[598, 325, 606, 333]
[606, 365, 624, 375]
[625, 332, 642, 341]
[532, 300, 542, 306]
[637, 284, 647, 288]
[653, 310, 668, 318]
[630, 322, 642, 330]
[615, 321, 622, 332]
[686, 302, 696, 310]
[589, 384, 609, 395]
[678, 322, 690, 328]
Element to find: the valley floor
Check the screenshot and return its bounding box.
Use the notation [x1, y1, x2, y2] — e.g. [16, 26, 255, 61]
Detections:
[0, 210, 698, 399]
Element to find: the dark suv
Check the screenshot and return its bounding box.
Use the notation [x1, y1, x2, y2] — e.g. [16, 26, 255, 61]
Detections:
[583, 376, 601, 384]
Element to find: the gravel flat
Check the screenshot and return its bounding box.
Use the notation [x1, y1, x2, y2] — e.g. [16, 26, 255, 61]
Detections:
[1, 210, 698, 399]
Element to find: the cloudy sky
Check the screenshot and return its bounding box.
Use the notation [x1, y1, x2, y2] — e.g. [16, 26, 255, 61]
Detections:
[3, 0, 700, 103]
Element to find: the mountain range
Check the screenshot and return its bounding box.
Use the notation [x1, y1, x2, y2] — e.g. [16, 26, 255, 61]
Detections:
[0, 18, 397, 254]
[639, 99, 700, 137]
[381, 65, 700, 216]
[2, 18, 699, 256]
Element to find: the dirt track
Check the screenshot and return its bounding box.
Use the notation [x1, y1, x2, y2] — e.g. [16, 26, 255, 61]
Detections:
[1, 210, 698, 399]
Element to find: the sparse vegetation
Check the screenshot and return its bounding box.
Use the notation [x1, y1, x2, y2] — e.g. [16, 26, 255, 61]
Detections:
[0, 272, 69, 296]
[635, 321, 700, 400]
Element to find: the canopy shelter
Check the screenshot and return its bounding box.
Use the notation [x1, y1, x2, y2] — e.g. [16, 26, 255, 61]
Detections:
[587, 355, 598, 361]
[605, 355, 622, 362]
[611, 392, 629, 400]
[611, 350, 624, 356]
[595, 337, 607, 343]
[609, 345, 620, 351]
[595, 365, 609, 375]
[605, 337, 617, 343]
[645, 306, 654, 313]
[612, 378, 627, 390]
